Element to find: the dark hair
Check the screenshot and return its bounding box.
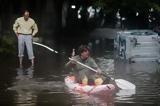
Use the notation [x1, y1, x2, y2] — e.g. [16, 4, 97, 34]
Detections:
[78, 45, 90, 55]
[22, 10, 29, 15]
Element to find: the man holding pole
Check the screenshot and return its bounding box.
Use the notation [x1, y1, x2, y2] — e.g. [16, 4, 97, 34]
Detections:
[65, 45, 105, 85]
[13, 10, 38, 67]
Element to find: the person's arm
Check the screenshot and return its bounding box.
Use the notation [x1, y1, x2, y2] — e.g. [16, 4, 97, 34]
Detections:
[32, 23, 38, 36]
[96, 68, 102, 74]
[65, 61, 72, 68]
[90, 58, 102, 74]
[64, 61, 74, 72]
[13, 19, 19, 37]
[64, 56, 77, 71]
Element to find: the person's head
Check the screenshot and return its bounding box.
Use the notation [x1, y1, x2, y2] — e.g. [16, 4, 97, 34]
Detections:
[78, 45, 90, 60]
[23, 10, 30, 21]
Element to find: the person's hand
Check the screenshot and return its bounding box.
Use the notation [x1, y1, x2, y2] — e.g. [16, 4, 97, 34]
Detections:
[96, 68, 102, 75]
[95, 71, 101, 78]
[16, 32, 19, 37]
[97, 71, 101, 75]
[70, 58, 77, 64]
[69, 57, 77, 64]
[32, 33, 35, 37]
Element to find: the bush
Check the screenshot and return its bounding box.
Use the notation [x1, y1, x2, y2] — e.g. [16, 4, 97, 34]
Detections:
[0, 35, 17, 56]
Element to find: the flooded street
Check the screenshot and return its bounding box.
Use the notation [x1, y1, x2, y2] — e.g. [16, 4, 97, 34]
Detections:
[0, 38, 160, 106]
[0, 0, 160, 105]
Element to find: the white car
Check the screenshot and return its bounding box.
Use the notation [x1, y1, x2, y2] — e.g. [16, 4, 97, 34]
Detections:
[114, 30, 160, 62]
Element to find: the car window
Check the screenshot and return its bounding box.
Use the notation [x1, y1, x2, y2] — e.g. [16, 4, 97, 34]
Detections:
[144, 31, 155, 35]
[130, 32, 142, 36]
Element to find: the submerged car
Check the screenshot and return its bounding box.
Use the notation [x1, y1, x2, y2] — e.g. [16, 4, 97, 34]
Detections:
[114, 30, 160, 62]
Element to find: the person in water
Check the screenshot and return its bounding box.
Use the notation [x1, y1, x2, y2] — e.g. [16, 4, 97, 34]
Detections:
[13, 10, 38, 67]
[65, 45, 105, 85]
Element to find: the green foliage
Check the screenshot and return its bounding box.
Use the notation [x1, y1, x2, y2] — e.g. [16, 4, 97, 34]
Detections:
[152, 3, 160, 12]
[92, 0, 160, 13]
[92, 0, 118, 13]
[0, 35, 16, 55]
[93, 0, 106, 8]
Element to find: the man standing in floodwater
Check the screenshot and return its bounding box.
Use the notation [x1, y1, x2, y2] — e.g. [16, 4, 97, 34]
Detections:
[13, 10, 38, 67]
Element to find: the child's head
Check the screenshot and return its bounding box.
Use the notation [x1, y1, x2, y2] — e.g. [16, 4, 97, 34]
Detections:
[78, 45, 90, 60]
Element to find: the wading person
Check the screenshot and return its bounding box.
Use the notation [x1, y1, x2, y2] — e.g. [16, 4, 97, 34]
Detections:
[13, 10, 38, 67]
[65, 45, 104, 85]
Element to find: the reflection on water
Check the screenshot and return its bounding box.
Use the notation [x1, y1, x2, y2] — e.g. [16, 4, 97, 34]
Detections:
[8, 66, 67, 106]
[9, 66, 37, 105]
[115, 89, 136, 102]
[115, 60, 160, 105]
[68, 93, 114, 106]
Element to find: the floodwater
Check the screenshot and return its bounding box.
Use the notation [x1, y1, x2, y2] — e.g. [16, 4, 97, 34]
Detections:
[0, 38, 160, 106]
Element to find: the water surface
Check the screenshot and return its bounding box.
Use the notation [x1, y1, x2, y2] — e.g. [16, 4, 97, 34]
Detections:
[0, 38, 160, 106]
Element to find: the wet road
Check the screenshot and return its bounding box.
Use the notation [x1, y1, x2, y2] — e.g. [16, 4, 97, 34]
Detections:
[0, 38, 160, 106]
